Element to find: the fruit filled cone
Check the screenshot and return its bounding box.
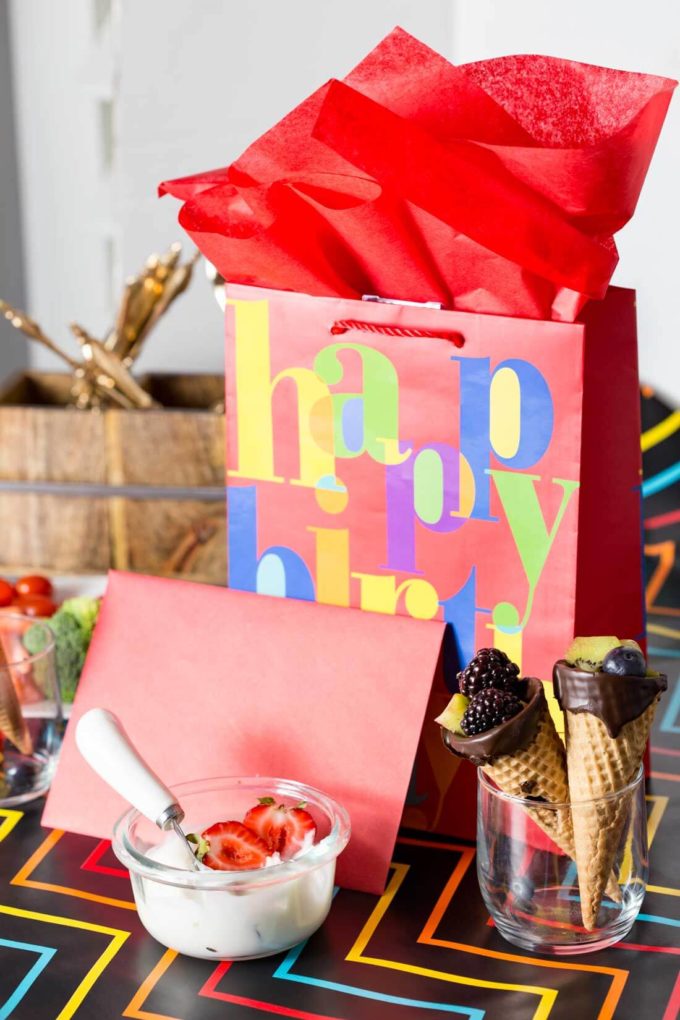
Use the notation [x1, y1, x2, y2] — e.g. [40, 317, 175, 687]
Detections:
[553, 661, 667, 930]
[440, 679, 575, 862]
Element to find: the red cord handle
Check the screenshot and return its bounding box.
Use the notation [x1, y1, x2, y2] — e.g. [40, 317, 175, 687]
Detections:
[330, 319, 464, 347]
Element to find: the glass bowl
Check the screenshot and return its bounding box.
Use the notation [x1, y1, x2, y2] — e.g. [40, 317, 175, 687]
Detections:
[112, 775, 350, 960]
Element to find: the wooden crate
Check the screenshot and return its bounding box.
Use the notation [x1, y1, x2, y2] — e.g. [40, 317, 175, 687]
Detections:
[0, 372, 226, 582]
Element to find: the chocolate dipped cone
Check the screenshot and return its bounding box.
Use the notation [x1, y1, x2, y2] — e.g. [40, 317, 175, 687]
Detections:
[440, 679, 575, 862]
[554, 662, 667, 930]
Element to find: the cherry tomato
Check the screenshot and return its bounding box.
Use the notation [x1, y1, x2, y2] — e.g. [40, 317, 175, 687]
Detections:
[15, 574, 53, 598]
[14, 594, 58, 618]
[0, 579, 13, 607]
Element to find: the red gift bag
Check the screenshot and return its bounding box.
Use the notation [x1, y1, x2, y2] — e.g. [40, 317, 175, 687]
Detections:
[220, 281, 642, 838]
[161, 29, 675, 839]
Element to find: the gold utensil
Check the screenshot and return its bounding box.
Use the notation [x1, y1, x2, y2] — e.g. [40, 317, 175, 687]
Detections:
[70, 325, 159, 409]
[1, 243, 200, 410]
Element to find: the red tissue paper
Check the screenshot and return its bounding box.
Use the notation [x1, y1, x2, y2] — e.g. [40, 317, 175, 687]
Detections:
[160, 27, 676, 322]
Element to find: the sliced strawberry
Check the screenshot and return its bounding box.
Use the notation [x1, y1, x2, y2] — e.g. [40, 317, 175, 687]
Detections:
[200, 820, 269, 871]
[243, 797, 316, 860]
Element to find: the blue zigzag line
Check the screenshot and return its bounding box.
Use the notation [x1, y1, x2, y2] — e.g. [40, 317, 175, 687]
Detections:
[559, 864, 680, 927]
[273, 937, 485, 1017]
[0, 939, 56, 1020]
[648, 646, 680, 660]
[272, 889, 484, 1017]
[642, 461, 680, 498]
[660, 677, 680, 734]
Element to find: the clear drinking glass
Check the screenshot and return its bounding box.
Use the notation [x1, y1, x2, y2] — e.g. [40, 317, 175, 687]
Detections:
[0, 613, 63, 806]
[477, 766, 647, 954]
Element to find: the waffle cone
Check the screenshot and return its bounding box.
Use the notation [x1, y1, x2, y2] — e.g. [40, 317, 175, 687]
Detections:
[0, 670, 32, 756]
[483, 698, 575, 861]
[565, 700, 659, 930]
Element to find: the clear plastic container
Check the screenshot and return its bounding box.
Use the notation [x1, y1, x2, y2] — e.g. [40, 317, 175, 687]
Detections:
[112, 775, 350, 960]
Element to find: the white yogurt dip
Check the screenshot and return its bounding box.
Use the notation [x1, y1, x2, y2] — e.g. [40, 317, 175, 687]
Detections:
[129, 833, 335, 959]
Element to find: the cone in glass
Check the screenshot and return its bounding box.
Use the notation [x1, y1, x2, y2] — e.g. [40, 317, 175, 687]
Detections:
[0, 668, 32, 756]
[439, 678, 575, 861]
[554, 660, 667, 930]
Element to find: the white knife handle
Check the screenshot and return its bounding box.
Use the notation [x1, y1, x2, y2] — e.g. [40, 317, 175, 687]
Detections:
[76, 708, 181, 828]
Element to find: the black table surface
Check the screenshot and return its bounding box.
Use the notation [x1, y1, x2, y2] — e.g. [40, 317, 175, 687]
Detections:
[0, 658, 678, 1020]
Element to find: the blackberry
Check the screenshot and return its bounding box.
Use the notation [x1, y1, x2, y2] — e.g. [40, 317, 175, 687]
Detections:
[457, 647, 520, 698]
[460, 688, 523, 735]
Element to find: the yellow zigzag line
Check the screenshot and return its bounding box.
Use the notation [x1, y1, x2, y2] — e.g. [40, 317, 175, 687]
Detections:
[0, 808, 23, 843]
[0, 904, 129, 1019]
[348, 837, 631, 1020]
[641, 410, 680, 452]
[643, 795, 680, 897]
[346, 861, 558, 1020]
[647, 621, 680, 640]
[620, 794, 668, 889]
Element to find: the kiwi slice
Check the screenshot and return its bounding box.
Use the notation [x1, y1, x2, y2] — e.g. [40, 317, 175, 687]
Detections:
[435, 693, 469, 735]
[564, 635, 620, 673]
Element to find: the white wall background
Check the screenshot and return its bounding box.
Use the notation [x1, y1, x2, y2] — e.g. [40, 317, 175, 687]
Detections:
[6, 0, 454, 377]
[452, 0, 680, 405]
[0, 0, 27, 379]
[7, 0, 117, 370]
[5, 0, 680, 402]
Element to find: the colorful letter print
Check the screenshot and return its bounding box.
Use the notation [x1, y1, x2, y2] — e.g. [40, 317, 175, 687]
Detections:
[225, 285, 585, 683]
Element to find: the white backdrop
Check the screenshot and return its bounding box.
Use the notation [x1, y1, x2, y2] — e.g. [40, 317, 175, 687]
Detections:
[452, 0, 680, 405]
[7, 0, 680, 402]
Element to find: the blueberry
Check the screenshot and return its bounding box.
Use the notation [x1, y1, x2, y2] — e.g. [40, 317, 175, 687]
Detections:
[601, 645, 646, 677]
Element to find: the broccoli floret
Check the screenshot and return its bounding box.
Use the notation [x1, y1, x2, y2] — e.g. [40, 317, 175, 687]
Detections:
[22, 625, 50, 656]
[23, 597, 100, 703]
[49, 613, 90, 702]
[58, 597, 100, 641]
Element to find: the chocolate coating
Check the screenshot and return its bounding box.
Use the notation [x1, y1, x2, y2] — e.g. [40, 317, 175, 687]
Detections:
[553, 660, 667, 738]
[441, 677, 545, 766]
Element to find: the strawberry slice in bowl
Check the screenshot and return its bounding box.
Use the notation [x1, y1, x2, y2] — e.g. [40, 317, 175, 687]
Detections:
[200, 821, 270, 871]
[244, 797, 316, 860]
